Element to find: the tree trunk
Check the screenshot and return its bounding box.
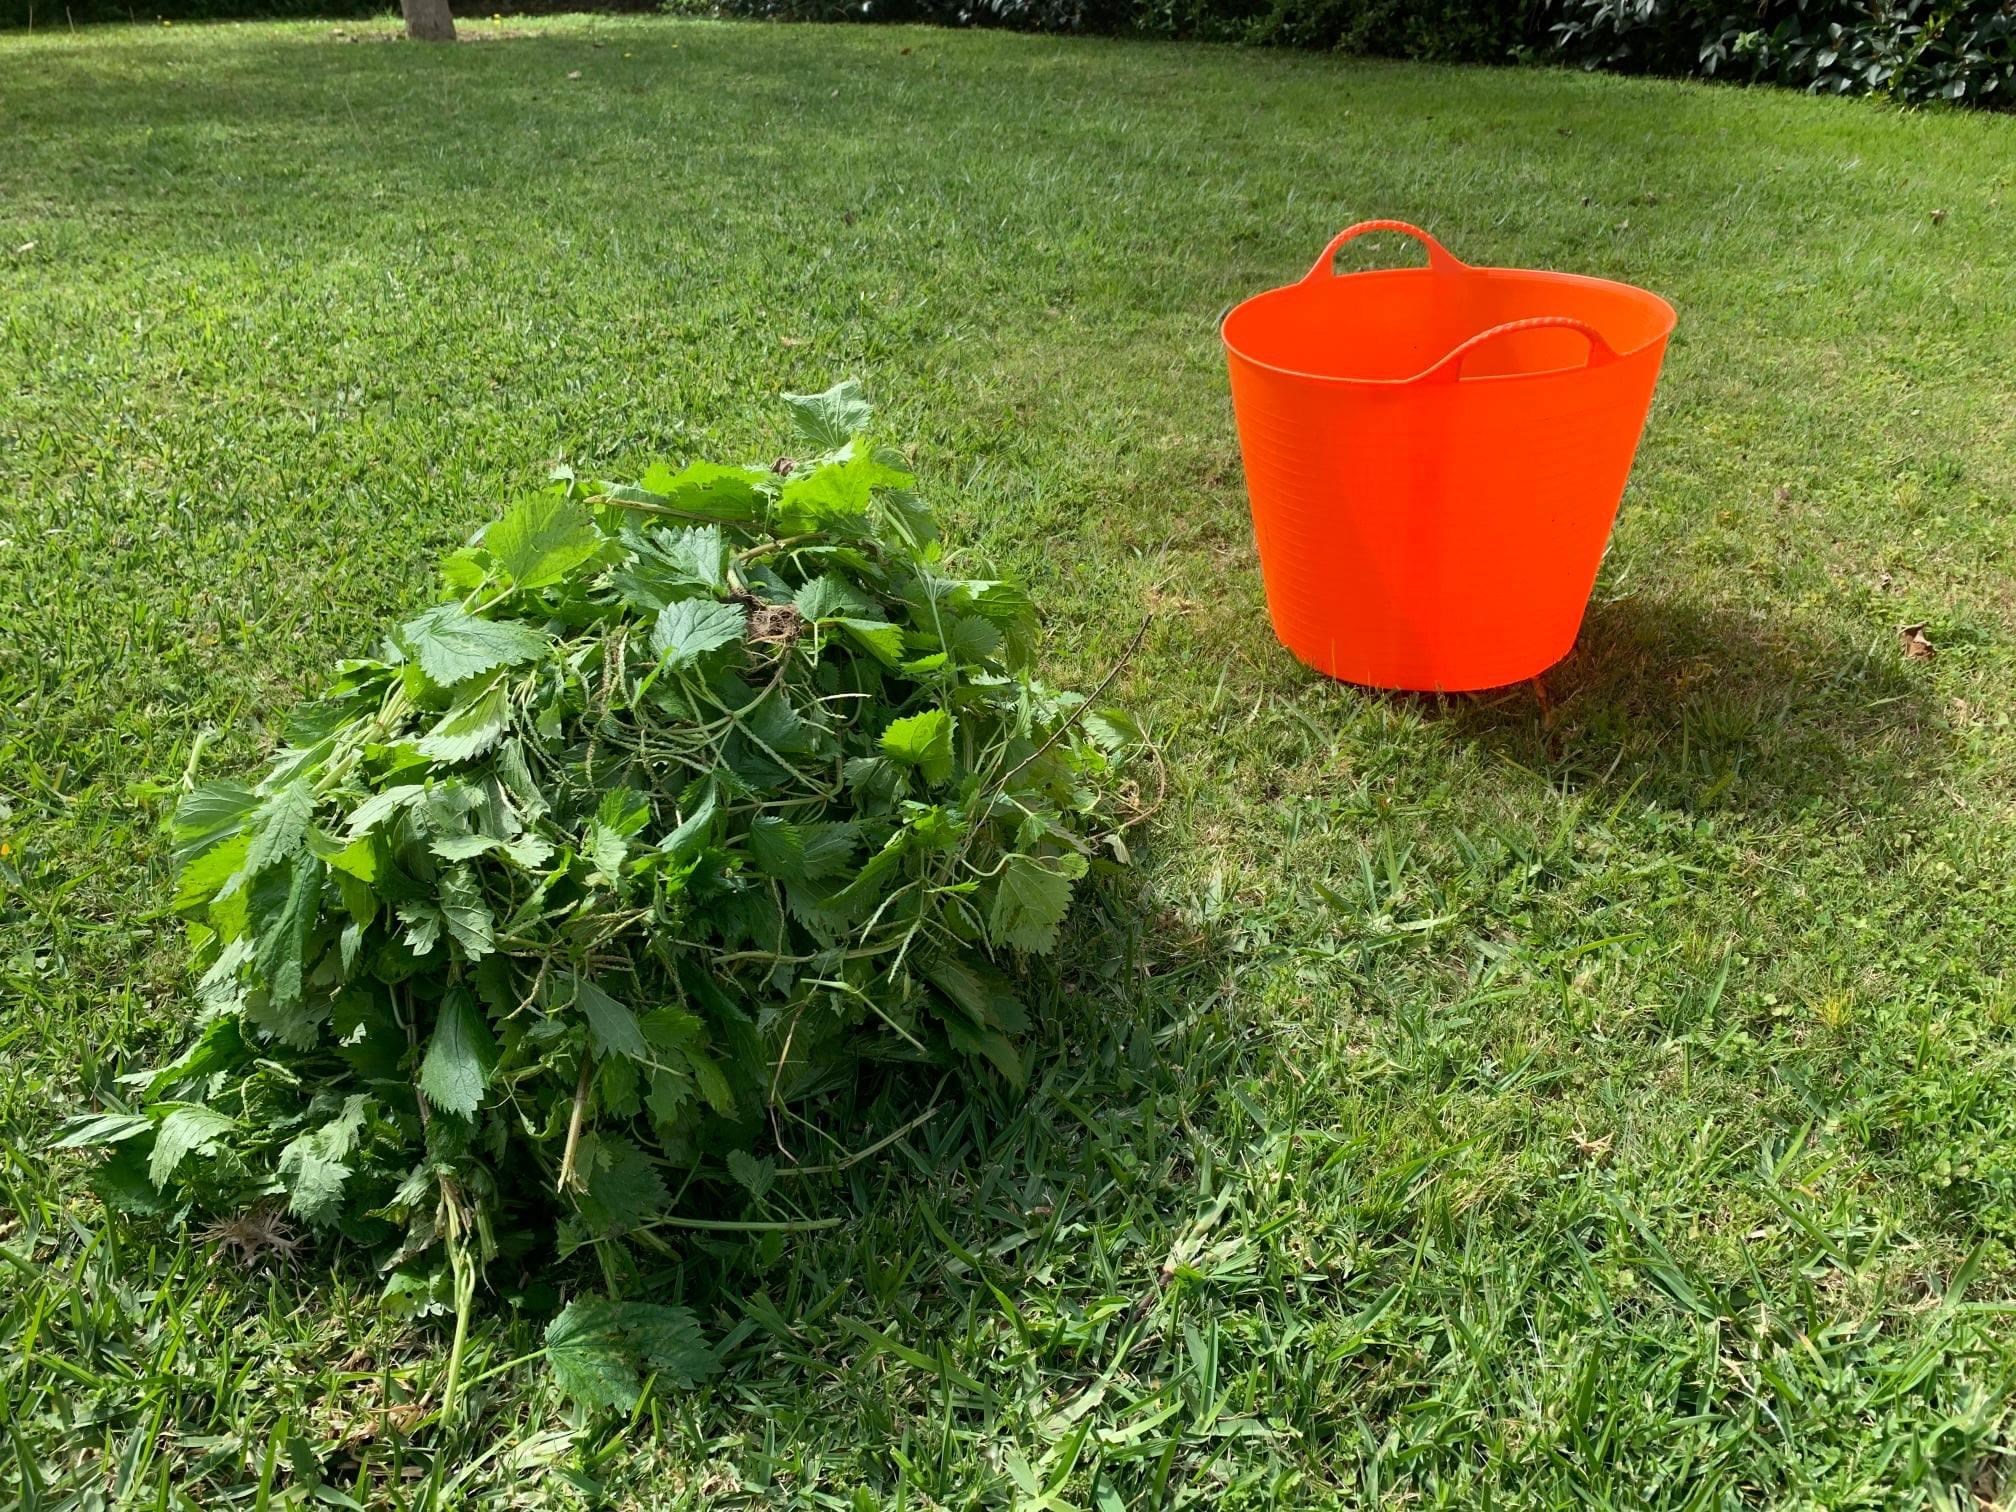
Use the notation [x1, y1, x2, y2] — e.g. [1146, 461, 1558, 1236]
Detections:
[401, 0, 455, 42]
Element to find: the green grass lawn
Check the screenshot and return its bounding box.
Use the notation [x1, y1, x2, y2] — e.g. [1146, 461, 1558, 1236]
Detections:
[5, 14, 2016, 1506]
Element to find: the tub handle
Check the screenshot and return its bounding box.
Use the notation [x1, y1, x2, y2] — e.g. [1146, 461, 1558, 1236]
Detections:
[1416, 316, 1618, 384]
[1303, 220, 1468, 282]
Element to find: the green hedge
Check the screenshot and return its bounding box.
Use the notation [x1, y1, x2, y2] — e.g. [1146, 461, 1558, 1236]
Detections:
[1550, 0, 2014, 106]
[711, 0, 2013, 105]
[5, 0, 382, 21]
[6, 0, 2008, 110]
[1, 0, 660, 27]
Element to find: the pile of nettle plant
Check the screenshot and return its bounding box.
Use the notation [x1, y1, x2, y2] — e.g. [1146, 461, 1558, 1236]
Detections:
[63, 385, 1137, 1410]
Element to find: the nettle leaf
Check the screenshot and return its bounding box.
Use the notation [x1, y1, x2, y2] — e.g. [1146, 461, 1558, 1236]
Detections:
[775, 452, 912, 534]
[573, 976, 648, 1060]
[837, 618, 905, 667]
[172, 781, 257, 864]
[747, 816, 805, 881]
[658, 525, 728, 592]
[881, 708, 956, 785]
[253, 855, 324, 1016]
[398, 603, 547, 687]
[487, 492, 601, 590]
[419, 681, 510, 764]
[243, 779, 316, 880]
[142, 1014, 249, 1099]
[945, 615, 1003, 665]
[419, 988, 497, 1119]
[987, 852, 1089, 954]
[345, 784, 426, 838]
[798, 821, 859, 882]
[397, 901, 444, 956]
[149, 1103, 237, 1188]
[544, 1300, 643, 1411]
[545, 1298, 715, 1411]
[627, 460, 769, 522]
[277, 1095, 370, 1224]
[793, 574, 872, 622]
[652, 599, 746, 667]
[658, 784, 719, 861]
[781, 378, 873, 452]
[176, 833, 248, 911]
[726, 1148, 775, 1202]
[437, 866, 495, 959]
[583, 1135, 668, 1232]
[1084, 707, 1143, 753]
[52, 1111, 155, 1149]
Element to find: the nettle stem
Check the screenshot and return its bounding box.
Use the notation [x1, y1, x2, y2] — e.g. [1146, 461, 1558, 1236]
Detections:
[556, 1055, 593, 1195]
[438, 1178, 478, 1425]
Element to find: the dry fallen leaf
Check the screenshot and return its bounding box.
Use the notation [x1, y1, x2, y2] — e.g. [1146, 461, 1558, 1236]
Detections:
[1899, 623, 1936, 660]
[779, 336, 805, 348]
[1930, 208, 1948, 224]
[565, 69, 582, 80]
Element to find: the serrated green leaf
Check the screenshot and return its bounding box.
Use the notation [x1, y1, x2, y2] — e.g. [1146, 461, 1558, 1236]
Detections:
[657, 783, 719, 862]
[487, 493, 601, 590]
[656, 524, 727, 592]
[574, 976, 647, 1060]
[345, 784, 425, 839]
[398, 603, 547, 687]
[682, 1046, 738, 1117]
[774, 452, 911, 534]
[726, 1147, 775, 1201]
[253, 855, 324, 1016]
[651, 599, 746, 667]
[781, 379, 873, 452]
[645, 1065, 694, 1126]
[836, 618, 905, 667]
[621, 1303, 715, 1388]
[986, 852, 1088, 954]
[311, 829, 378, 883]
[438, 865, 494, 959]
[148, 1104, 237, 1188]
[944, 1015, 1028, 1088]
[418, 988, 496, 1119]
[419, 681, 510, 764]
[543, 1299, 714, 1410]
[142, 1014, 249, 1099]
[277, 1094, 370, 1224]
[544, 1300, 645, 1411]
[792, 574, 871, 622]
[880, 708, 956, 785]
[171, 781, 256, 863]
[797, 821, 859, 881]
[747, 816, 805, 881]
[243, 779, 315, 879]
[920, 950, 999, 1028]
[440, 544, 489, 593]
[583, 1135, 668, 1232]
[1084, 707, 1143, 752]
[944, 615, 1003, 664]
[396, 900, 443, 956]
[175, 832, 248, 911]
[625, 460, 769, 522]
[51, 1111, 155, 1149]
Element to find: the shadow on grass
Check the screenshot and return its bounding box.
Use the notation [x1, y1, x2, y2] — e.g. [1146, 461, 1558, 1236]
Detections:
[1414, 591, 1948, 818]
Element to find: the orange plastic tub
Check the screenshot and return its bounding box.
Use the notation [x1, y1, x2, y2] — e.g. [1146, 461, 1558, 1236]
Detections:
[1221, 221, 1675, 692]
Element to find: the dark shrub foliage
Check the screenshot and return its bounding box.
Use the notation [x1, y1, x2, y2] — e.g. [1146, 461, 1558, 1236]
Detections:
[1551, 0, 2015, 106]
